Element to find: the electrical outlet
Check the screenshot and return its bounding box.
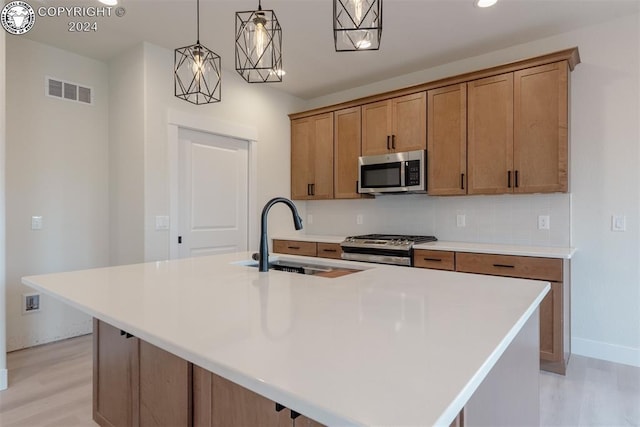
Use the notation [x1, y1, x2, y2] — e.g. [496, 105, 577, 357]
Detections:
[23, 293, 41, 314]
[538, 215, 550, 230]
[356, 214, 363, 225]
[456, 214, 466, 228]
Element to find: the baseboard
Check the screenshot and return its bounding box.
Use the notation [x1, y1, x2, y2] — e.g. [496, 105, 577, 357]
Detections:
[572, 337, 640, 367]
[0, 368, 7, 391]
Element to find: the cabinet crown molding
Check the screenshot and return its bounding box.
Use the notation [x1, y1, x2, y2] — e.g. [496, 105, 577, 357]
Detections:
[289, 47, 580, 120]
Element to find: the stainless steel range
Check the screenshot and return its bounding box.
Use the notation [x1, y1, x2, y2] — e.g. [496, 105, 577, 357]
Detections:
[340, 234, 437, 266]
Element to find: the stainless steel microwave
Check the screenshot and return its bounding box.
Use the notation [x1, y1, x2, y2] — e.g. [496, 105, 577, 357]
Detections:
[358, 150, 427, 195]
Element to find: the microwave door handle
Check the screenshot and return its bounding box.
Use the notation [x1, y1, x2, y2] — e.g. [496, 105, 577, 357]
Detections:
[400, 161, 406, 188]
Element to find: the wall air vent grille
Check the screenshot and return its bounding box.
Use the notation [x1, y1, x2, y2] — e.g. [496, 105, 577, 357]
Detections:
[46, 76, 93, 105]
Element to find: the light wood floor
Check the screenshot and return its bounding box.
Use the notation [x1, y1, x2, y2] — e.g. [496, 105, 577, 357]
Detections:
[0, 334, 638, 426]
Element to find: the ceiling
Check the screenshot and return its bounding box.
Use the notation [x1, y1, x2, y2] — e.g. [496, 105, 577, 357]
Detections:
[22, 0, 640, 99]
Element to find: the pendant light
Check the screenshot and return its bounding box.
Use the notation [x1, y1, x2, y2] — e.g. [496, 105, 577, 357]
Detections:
[174, 0, 222, 104]
[235, 0, 283, 83]
[334, 0, 382, 51]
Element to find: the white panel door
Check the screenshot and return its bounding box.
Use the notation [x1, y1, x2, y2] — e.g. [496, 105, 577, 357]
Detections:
[178, 128, 249, 258]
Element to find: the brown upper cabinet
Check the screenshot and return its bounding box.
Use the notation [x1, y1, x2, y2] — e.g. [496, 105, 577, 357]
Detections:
[289, 48, 578, 199]
[468, 62, 569, 195]
[334, 106, 362, 199]
[468, 72, 515, 194]
[362, 92, 427, 156]
[513, 62, 569, 193]
[427, 83, 467, 195]
[291, 113, 334, 200]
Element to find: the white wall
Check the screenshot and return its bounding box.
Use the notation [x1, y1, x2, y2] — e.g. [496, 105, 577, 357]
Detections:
[109, 44, 145, 266]
[1, 28, 7, 390]
[302, 14, 640, 366]
[5, 38, 110, 351]
[140, 43, 306, 261]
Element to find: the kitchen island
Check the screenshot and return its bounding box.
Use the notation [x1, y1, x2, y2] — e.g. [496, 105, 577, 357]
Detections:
[23, 252, 549, 426]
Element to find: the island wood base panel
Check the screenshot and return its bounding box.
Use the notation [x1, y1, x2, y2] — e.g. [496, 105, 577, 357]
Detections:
[92, 319, 324, 427]
[93, 314, 540, 427]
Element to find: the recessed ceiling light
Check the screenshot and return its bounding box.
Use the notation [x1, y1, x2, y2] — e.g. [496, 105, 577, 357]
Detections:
[475, 0, 498, 7]
[99, 0, 118, 5]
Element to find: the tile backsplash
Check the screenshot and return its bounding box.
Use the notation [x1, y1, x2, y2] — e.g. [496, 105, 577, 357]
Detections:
[305, 193, 571, 247]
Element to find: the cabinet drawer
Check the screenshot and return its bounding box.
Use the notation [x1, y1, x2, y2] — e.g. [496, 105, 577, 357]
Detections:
[317, 243, 343, 259]
[273, 240, 317, 257]
[413, 250, 455, 271]
[456, 252, 562, 282]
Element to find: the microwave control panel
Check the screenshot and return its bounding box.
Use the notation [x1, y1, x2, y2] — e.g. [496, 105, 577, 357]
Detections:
[405, 160, 421, 186]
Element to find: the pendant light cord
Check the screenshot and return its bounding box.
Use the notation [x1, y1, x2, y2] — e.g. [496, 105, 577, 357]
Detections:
[196, 0, 200, 44]
[258, 0, 262, 11]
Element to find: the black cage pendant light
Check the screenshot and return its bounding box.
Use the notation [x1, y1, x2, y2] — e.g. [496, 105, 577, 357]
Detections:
[334, 0, 382, 51]
[235, 0, 283, 83]
[174, 0, 222, 104]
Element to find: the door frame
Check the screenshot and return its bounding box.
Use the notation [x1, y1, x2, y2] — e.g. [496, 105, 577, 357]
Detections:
[168, 109, 258, 260]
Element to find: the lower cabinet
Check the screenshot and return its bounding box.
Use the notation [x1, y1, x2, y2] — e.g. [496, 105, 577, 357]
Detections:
[273, 240, 344, 260]
[93, 319, 191, 427]
[414, 251, 570, 375]
[194, 366, 324, 427]
[94, 319, 325, 427]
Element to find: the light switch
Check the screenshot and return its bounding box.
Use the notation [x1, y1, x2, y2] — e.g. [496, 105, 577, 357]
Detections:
[31, 216, 43, 230]
[456, 214, 466, 228]
[356, 214, 363, 225]
[612, 215, 626, 232]
[155, 216, 170, 231]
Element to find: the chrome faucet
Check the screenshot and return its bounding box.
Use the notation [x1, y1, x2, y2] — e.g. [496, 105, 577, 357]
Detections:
[259, 197, 303, 272]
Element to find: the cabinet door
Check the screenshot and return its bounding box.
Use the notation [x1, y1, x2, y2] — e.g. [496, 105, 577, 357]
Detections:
[139, 341, 192, 426]
[311, 113, 335, 199]
[467, 73, 514, 195]
[427, 84, 467, 195]
[211, 372, 289, 427]
[362, 100, 392, 156]
[392, 92, 426, 153]
[514, 61, 568, 193]
[291, 114, 334, 200]
[291, 117, 312, 200]
[93, 319, 139, 427]
[334, 107, 362, 198]
[539, 281, 563, 363]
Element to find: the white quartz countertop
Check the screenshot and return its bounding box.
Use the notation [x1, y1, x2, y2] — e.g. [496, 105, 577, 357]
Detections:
[273, 234, 575, 259]
[23, 252, 548, 427]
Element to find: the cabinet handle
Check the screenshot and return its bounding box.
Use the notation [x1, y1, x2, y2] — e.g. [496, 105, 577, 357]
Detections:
[323, 249, 338, 253]
[355, 180, 359, 193]
[423, 258, 442, 262]
[288, 246, 301, 250]
[386, 135, 391, 150]
[307, 184, 311, 196]
[515, 170, 519, 188]
[493, 264, 515, 269]
[391, 134, 396, 149]
[311, 183, 315, 196]
[461, 173, 465, 190]
[507, 171, 512, 188]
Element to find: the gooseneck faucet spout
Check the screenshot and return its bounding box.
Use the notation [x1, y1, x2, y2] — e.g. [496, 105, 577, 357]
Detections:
[259, 197, 303, 272]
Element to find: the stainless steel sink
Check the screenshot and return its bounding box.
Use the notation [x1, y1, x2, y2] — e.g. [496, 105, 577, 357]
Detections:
[234, 258, 365, 278]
